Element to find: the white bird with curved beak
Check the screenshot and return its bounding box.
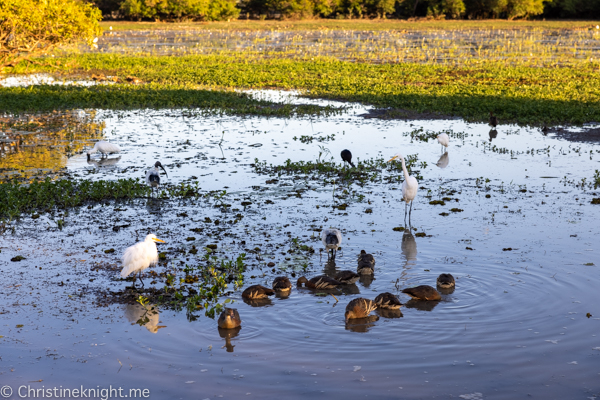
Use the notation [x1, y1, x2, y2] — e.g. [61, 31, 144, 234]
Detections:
[87, 140, 121, 160]
[146, 161, 168, 196]
[120, 234, 165, 287]
[388, 153, 418, 223]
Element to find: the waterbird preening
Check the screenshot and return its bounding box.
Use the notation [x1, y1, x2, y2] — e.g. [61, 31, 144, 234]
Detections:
[242, 284, 275, 299]
[146, 161, 168, 195]
[341, 149, 355, 168]
[402, 285, 441, 301]
[345, 298, 377, 322]
[334, 270, 360, 285]
[388, 153, 418, 223]
[272, 276, 292, 292]
[489, 112, 498, 128]
[218, 308, 242, 329]
[120, 234, 165, 287]
[321, 228, 342, 259]
[357, 250, 375, 275]
[436, 273, 455, 289]
[297, 275, 342, 290]
[374, 292, 402, 309]
[436, 133, 449, 153]
[86, 140, 120, 160]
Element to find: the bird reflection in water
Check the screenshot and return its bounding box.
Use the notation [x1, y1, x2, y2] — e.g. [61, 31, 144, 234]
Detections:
[124, 303, 166, 333]
[404, 299, 440, 312]
[401, 226, 417, 267]
[376, 308, 403, 319]
[87, 156, 121, 168]
[436, 152, 449, 169]
[345, 315, 379, 333]
[488, 129, 498, 143]
[242, 297, 273, 307]
[218, 326, 241, 352]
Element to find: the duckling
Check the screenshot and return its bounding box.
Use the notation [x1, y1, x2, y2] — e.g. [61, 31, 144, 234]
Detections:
[335, 270, 359, 285]
[489, 112, 498, 128]
[297, 275, 342, 290]
[242, 284, 275, 299]
[341, 149, 355, 168]
[272, 276, 292, 292]
[374, 292, 402, 309]
[402, 285, 441, 301]
[345, 298, 377, 322]
[436, 273, 455, 289]
[322, 228, 342, 259]
[217, 308, 241, 329]
[357, 250, 375, 275]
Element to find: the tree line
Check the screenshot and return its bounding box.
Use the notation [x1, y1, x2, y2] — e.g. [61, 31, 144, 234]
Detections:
[91, 0, 600, 21]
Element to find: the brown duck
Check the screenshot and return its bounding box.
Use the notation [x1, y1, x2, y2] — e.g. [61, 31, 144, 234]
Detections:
[374, 292, 402, 309]
[357, 250, 375, 275]
[297, 275, 342, 290]
[402, 285, 441, 301]
[345, 298, 377, 322]
[272, 276, 292, 292]
[335, 270, 359, 285]
[489, 112, 498, 128]
[242, 284, 275, 299]
[217, 308, 241, 329]
[436, 273, 455, 289]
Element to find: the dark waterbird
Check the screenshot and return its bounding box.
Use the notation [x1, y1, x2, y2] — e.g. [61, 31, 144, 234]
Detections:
[345, 298, 377, 322]
[321, 228, 342, 259]
[436, 273, 455, 289]
[341, 149, 355, 167]
[357, 250, 375, 275]
[242, 284, 275, 299]
[489, 112, 498, 128]
[335, 270, 360, 285]
[272, 276, 292, 292]
[146, 161, 168, 195]
[217, 308, 241, 329]
[374, 292, 402, 309]
[402, 285, 441, 301]
[297, 275, 342, 289]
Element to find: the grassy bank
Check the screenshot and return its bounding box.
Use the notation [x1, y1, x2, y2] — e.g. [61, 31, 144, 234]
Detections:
[4, 53, 600, 125]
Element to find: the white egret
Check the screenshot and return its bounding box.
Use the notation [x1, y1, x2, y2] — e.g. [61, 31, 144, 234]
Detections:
[436, 133, 449, 152]
[120, 234, 165, 286]
[321, 228, 342, 259]
[341, 149, 355, 168]
[87, 140, 120, 160]
[146, 161, 168, 195]
[388, 153, 419, 223]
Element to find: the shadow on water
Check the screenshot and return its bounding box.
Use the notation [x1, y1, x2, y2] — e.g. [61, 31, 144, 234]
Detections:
[218, 326, 241, 352]
[345, 315, 379, 333]
[404, 299, 440, 312]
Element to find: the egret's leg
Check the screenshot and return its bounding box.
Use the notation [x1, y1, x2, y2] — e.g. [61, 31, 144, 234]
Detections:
[409, 201, 413, 225]
[138, 271, 145, 287]
[404, 202, 408, 224]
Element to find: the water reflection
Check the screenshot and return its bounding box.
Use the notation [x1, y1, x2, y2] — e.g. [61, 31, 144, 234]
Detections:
[87, 156, 121, 168]
[488, 128, 498, 142]
[358, 274, 374, 288]
[124, 303, 166, 333]
[345, 315, 379, 333]
[243, 297, 273, 307]
[218, 326, 241, 352]
[436, 152, 449, 169]
[404, 299, 439, 312]
[401, 227, 417, 268]
[376, 308, 403, 319]
[0, 111, 105, 182]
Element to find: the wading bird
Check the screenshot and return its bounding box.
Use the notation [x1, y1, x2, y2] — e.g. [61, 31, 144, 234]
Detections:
[146, 161, 168, 195]
[402, 285, 441, 301]
[345, 298, 377, 322]
[388, 153, 418, 223]
[86, 140, 120, 160]
[120, 234, 165, 287]
[341, 149, 355, 168]
[436, 133, 449, 152]
[489, 112, 498, 128]
[321, 228, 342, 259]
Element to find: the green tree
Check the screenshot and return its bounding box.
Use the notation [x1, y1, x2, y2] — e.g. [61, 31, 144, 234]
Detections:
[0, 0, 102, 68]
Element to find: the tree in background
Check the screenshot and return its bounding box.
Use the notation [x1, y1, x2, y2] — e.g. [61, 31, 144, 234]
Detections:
[119, 0, 240, 20]
[0, 0, 102, 68]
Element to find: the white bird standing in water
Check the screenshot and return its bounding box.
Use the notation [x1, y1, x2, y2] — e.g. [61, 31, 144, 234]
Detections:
[87, 140, 121, 160]
[146, 161, 168, 195]
[321, 228, 342, 259]
[388, 153, 418, 223]
[436, 133, 449, 152]
[120, 234, 165, 286]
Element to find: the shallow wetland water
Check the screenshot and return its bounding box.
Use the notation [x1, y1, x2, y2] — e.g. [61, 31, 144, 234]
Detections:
[1, 92, 600, 399]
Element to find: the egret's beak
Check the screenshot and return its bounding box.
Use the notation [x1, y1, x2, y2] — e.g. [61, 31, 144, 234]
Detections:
[152, 238, 165, 243]
[156, 325, 167, 330]
[388, 155, 399, 162]
[159, 165, 168, 179]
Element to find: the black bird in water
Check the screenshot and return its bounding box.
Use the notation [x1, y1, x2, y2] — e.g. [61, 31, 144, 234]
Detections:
[341, 149, 355, 168]
[489, 112, 498, 128]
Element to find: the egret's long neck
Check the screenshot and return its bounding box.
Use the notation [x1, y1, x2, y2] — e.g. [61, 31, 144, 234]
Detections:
[400, 157, 410, 181]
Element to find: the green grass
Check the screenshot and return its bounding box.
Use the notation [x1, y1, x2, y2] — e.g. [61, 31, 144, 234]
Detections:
[5, 53, 600, 124]
[99, 20, 600, 32]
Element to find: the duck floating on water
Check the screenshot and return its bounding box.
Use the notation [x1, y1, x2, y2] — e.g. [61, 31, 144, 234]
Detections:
[374, 292, 402, 309]
[218, 308, 241, 329]
[335, 270, 359, 285]
[357, 250, 375, 275]
[345, 298, 377, 322]
[402, 285, 441, 301]
[297, 275, 342, 290]
[242, 284, 275, 299]
[436, 273, 455, 289]
[272, 276, 292, 292]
